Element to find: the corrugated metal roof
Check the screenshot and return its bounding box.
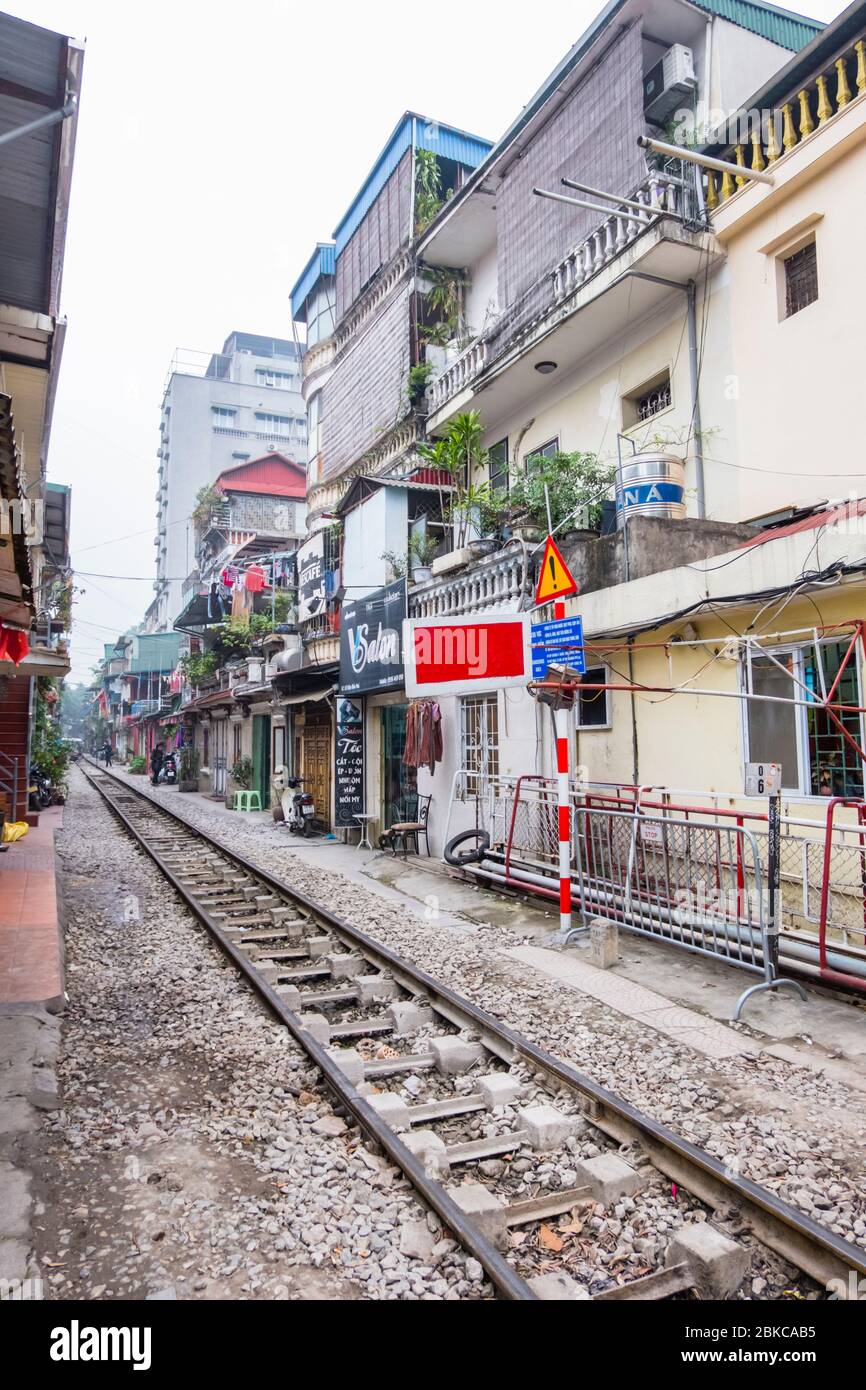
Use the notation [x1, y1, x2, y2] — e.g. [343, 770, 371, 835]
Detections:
[0, 13, 76, 314]
[290, 243, 336, 319]
[332, 113, 492, 258]
[216, 453, 306, 498]
[692, 0, 824, 50]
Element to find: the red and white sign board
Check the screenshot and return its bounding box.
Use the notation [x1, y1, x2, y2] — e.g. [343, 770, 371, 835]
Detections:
[402, 613, 532, 698]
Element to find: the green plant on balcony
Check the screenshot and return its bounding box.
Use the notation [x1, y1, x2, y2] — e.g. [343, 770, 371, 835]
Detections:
[507, 450, 615, 533]
[406, 361, 434, 410]
[179, 649, 218, 686]
[381, 549, 409, 581]
[191, 483, 224, 528]
[421, 267, 466, 346]
[418, 411, 494, 549]
[230, 755, 254, 790]
[414, 149, 443, 236]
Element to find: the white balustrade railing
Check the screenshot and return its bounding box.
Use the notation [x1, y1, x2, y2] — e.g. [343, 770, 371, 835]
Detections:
[409, 548, 527, 619]
[551, 173, 682, 304]
[425, 174, 686, 417]
[425, 338, 488, 414]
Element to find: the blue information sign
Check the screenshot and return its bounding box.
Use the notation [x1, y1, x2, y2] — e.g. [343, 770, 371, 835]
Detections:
[530, 615, 585, 678]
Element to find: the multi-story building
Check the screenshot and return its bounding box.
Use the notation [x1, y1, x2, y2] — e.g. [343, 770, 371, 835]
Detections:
[392, 0, 866, 995]
[287, 113, 494, 830]
[286, 2, 821, 849]
[0, 12, 82, 822]
[154, 332, 306, 632]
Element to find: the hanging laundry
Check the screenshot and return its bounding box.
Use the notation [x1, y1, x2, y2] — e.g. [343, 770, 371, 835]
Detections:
[245, 563, 266, 592]
[207, 582, 225, 622]
[402, 700, 443, 776]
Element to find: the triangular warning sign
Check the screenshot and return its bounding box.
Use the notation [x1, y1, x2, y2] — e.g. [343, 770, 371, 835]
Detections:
[535, 535, 579, 605]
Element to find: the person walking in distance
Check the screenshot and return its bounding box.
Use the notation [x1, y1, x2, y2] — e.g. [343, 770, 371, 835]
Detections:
[103, 741, 113, 767]
[149, 744, 163, 786]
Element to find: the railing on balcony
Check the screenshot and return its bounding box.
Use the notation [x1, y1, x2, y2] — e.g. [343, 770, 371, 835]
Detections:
[409, 547, 527, 619]
[425, 170, 696, 417]
[550, 171, 691, 305]
[426, 339, 488, 414]
[707, 33, 866, 209]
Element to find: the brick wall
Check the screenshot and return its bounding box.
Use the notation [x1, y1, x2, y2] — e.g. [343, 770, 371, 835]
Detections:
[489, 22, 645, 358]
[321, 282, 411, 482]
[336, 150, 413, 321]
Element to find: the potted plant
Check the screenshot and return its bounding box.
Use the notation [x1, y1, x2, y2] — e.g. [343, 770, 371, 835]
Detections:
[178, 745, 200, 792]
[228, 754, 253, 808]
[507, 449, 615, 538]
[408, 532, 439, 584]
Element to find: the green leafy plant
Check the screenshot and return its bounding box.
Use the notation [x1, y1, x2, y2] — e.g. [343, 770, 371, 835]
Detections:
[414, 149, 443, 235]
[406, 361, 434, 410]
[418, 411, 492, 549]
[230, 755, 254, 790]
[507, 450, 614, 532]
[179, 745, 200, 784]
[192, 483, 224, 528]
[128, 755, 146, 775]
[179, 649, 218, 686]
[381, 549, 409, 580]
[421, 266, 466, 345]
[410, 532, 439, 567]
[30, 678, 70, 796]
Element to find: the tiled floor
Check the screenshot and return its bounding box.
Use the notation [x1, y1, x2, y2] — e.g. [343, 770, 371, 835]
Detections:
[0, 806, 64, 1004]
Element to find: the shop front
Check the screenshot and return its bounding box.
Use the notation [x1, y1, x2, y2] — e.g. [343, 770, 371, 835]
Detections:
[338, 581, 410, 843]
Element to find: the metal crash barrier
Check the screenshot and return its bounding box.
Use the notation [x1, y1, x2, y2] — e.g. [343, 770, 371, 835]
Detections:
[443, 772, 866, 1012]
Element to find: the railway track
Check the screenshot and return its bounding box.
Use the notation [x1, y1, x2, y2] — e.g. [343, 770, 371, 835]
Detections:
[78, 759, 866, 1301]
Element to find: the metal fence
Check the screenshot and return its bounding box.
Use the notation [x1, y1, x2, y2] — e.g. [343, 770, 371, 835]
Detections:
[443, 772, 866, 992]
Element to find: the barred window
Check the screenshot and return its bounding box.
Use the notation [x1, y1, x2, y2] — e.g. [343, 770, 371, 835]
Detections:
[460, 694, 499, 794]
[784, 241, 818, 318]
[621, 371, 671, 429]
[636, 379, 671, 421]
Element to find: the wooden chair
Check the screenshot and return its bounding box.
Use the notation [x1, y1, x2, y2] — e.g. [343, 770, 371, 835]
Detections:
[379, 794, 432, 859]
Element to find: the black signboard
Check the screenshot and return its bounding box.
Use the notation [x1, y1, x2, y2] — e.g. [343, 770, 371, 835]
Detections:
[335, 696, 364, 829]
[339, 580, 406, 694]
[296, 531, 326, 623]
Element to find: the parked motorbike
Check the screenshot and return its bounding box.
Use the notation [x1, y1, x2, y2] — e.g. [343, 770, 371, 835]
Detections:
[28, 770, 52, 811]
[157, 754, 178, 786]
[271, 766, 316, 836]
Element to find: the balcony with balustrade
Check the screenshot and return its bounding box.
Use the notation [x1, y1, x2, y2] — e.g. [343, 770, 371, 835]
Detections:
[424, 167, 714, 434]
[704, 29, 866, 221]
[408, 544, 528, 620]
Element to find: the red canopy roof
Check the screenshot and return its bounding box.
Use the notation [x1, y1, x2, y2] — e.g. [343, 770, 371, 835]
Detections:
[216, 452, 306, 499]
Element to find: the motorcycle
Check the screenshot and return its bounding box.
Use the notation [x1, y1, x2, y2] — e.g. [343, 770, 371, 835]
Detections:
[158, 754, 178, 786]
[28, 770, 52, 811]
[271, 766, 317, 836]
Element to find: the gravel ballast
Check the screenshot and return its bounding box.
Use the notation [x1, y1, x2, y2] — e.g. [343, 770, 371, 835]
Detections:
[33, 771, 492, 1300]
[113, 768, 866, 1259]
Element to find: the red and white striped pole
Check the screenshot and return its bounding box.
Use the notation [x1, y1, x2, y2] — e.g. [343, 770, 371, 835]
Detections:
[553, 596, 572, 934]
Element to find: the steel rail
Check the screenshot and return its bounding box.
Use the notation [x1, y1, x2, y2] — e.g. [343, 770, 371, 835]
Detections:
[79, 762, 533, 1301]
[81, 761, 866, 1295]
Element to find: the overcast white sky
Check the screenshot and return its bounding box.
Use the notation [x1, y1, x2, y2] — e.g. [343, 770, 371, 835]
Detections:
[10, 0, 837, 682]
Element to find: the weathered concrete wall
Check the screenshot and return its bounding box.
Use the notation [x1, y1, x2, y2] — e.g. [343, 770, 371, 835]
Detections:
[563, 517, 758, 596]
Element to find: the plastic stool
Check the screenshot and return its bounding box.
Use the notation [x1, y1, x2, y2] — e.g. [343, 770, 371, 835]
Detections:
[234, 790, 262, 812]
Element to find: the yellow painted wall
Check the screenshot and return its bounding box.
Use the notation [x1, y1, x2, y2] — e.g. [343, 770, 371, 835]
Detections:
[573, 584, 865, 823]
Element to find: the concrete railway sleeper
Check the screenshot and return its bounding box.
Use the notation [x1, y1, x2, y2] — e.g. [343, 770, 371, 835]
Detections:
[80, 759, 866, 1301]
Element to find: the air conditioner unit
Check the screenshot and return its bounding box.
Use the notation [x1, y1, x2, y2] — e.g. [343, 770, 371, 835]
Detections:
[643, 44, 696, 124]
